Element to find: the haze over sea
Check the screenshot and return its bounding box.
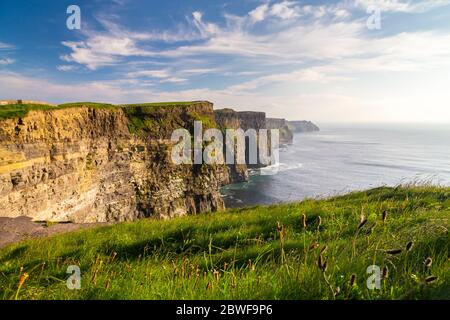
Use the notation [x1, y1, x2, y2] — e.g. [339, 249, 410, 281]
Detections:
[221, 123, 450, 208]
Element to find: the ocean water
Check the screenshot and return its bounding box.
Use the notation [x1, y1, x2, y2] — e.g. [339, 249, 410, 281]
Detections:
[221, 123, 450, 208]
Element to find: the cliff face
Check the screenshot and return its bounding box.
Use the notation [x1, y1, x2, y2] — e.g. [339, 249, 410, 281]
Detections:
[266, 118, 293, 144]
[237, 111, 266, 131]
[213, 108, 241, 130]
[287, 120, 320, 133]
[214, 109, 266, 130]
[214, 109, 269, 184]
[0, 102, 224, 223]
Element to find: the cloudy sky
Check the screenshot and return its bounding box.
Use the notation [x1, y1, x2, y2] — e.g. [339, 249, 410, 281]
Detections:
[0, 0, 449, 122]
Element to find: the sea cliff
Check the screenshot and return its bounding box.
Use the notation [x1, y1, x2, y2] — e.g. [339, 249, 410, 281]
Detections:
[287, 120, 320, 133]
[0, 102, 225, 222]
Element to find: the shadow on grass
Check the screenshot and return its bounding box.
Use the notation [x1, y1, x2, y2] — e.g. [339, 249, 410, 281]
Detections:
[96, 218, 284, 260]
[0, 245, 29, 263]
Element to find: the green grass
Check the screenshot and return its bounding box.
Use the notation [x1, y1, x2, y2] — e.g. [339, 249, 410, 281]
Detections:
[0, 102, 120, 120]
[123, 101, 207, 107]
[56, 102, 117, 110]
[0, 101, 205, 121]
[0, 104, 59, 120]
[0, 101, 214, 135]
[0, 186, 448, 300]
[122, 102, 215, 134]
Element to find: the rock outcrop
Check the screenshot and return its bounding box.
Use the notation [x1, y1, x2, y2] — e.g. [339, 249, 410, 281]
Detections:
[266, 118, 293, 144]
[287, 120, 320, 133]
[0, 102, 225, 223]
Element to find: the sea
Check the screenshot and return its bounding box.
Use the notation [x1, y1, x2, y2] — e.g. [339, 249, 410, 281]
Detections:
[221, 123, 450, 208]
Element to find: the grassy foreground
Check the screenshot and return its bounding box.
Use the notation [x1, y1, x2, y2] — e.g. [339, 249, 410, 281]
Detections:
[0, 186, 448, 300]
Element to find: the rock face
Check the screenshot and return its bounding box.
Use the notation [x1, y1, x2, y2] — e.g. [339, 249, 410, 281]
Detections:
[287, 120, 320, 133]
[214, 109, 266, 131]
[0, 102, 225, 223]
[214, 109, 270, 184]
[266, 118, 293, 144]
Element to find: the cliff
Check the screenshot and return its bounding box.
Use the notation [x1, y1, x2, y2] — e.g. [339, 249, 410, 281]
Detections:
[287, 120, 320, 133]
[214, 109, 266, 130]
[266, 118, 293, 144]
[0, 101, 224, 223]
[213, 109, 269, 184]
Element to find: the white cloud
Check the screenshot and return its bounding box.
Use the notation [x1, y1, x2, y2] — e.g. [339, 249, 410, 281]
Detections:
[0, 42, 14, 50]
[128, 69, 171, 79]
[249, 1, 301, 23]
[270, 1, 301, 20]
[191, 11, 221, 36]
[249, 4, 269, 23]
[57, 65, 78, 72]
[59, 2, 360, 70]
[126, 67, 220, 84]
[353, 0, 450, 13]
[334, 8, 350, 18]
[61, 41, 121, 70]
[61, 33, 158, 70]
[182, 68, 222, 75]
[0, 58, 14, 65]
[160, 77, 187, 83]
[59, 12, 217, 70]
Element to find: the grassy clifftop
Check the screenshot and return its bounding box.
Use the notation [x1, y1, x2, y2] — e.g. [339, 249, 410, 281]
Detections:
[0, 186, 448, 300]
[0, 101, 216, 136]
[0, 101, 208, 120]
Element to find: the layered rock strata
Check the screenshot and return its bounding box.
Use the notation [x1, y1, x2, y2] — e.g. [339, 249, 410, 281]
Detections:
[0, 102, 225, 222]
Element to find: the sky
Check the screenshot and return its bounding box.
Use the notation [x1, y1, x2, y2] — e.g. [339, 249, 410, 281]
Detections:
[0, 0, 450, 122]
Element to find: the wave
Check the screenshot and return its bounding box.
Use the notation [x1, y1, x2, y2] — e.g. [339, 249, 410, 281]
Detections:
[259, 162, 303, 175]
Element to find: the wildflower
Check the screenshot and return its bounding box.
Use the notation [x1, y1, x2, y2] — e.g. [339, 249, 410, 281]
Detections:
[301, 214, 307, 228]
[19, 272, 29, 287]
[317, 255, 327, 272]
[276, 222, 282, 232]
[317, 216, 322, 231]
[335, 286, 341, 296]
[382, 266, 389, 279]
[381, 211, 387, 223]
[425, 276, 438, 284]
[406, 241, 414, 252]
[357, 218, 368, 230]
[349, 274, 357, 287]
[14, 272, 29, 300]
[386, 249, 402, 255]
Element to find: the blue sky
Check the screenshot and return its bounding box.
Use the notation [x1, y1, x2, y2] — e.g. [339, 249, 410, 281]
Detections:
[1, 0, 450, 122]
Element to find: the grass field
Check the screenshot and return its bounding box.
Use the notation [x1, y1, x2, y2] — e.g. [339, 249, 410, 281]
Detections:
[0, 186, 448, 300]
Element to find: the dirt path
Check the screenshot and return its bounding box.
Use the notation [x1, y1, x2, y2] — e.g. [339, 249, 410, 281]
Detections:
[0, 216, 109, 249]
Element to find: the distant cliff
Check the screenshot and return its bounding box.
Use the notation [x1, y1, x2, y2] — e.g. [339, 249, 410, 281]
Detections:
[266, 118, 293, 144]
[0, 101, 225, 223]
[287, 120, 320, 133]
[214, 109, 267, 184]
